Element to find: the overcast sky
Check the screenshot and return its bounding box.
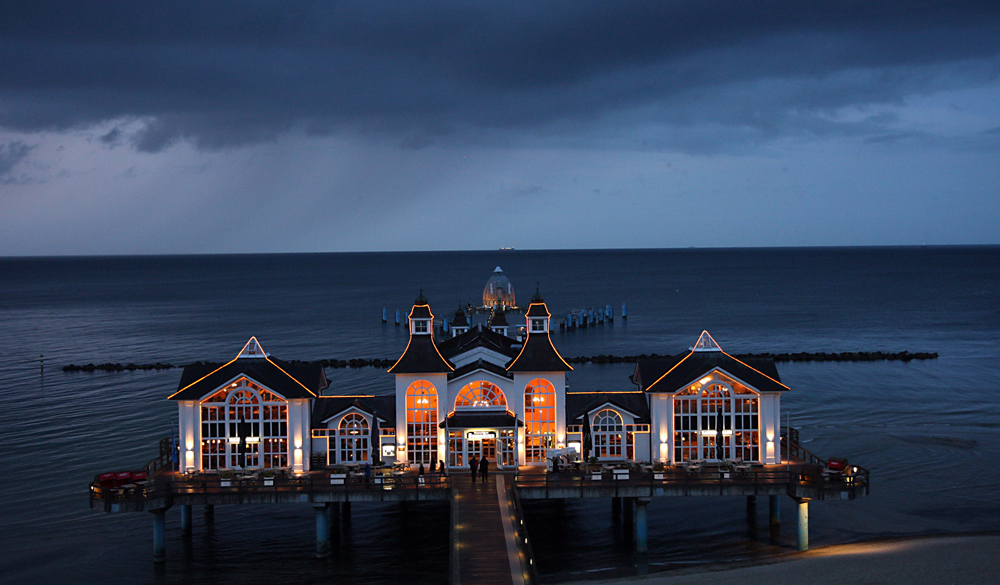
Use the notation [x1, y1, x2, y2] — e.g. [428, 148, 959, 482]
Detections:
[2, 1, 999, 255]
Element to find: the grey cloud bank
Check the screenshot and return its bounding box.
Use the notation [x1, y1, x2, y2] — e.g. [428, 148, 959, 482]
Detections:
[1, 1, 999, 254]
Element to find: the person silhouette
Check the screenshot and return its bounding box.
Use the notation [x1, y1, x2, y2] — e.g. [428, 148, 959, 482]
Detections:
[469, 455, 478, 483]
[479, 455, 489, 482]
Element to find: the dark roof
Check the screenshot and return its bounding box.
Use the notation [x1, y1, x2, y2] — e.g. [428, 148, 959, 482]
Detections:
[566, 392, 650, 423]
[635, 350, 788, 393]
[487, 308, 509, 327]
[410, 303, 432, 319]
[505, 309, 572, 372]
[451, 306, 469, 327]
[387, 333, 454, 374]
[439, 411, 523, 428]
[312, 395, 396, 427]
[449, 359, 513, 381]
[437, 325, 519, 360]
[525, 301, 549, 317]
[170, 357, 327, 400]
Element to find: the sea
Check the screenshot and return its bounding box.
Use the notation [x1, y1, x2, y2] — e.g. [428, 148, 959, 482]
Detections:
[0, 247, 998, 585]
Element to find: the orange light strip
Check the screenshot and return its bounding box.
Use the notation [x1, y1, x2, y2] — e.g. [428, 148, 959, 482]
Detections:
[265, 356, 317, 397]
[645, 351, 693, 392]
[566, 391, 643, 395]
[167, 357, 239, 399]
[388, 304, 454, 373]
[506, 302, 573, 371]
[720, 351, 790, 390]
[317, 395, 376, 398]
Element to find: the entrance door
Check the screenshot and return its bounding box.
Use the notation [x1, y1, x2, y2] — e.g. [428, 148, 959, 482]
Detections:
[468, 439, 482, 462]
[481, 438, 496, 462]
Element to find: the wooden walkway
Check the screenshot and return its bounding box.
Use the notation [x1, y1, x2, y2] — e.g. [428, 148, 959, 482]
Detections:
[451, 472, 524, 585]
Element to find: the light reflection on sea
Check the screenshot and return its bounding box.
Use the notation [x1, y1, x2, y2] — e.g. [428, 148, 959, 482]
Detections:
[0, 247, 998, 584]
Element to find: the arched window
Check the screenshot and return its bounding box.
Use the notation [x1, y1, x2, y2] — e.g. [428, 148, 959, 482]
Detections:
[455, 380, 507, 409]
[406, 380, 438, 465]
[593, 409, 624, 460]
[336, 413, 370, 464]
[674, 375, 759, 462]
[200, 378, 288, 470]
[524, 379, 556, 463]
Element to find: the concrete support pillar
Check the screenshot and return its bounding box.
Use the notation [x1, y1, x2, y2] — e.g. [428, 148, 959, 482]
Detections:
[635, 498, 650, 554]
[204, 504, 214, 522]
[180, 504, 192, 536]
[611, 497, 622, 517]
[746, 496, 757, 523]
[151, 509, 167, 563]
[796, 499, 809, 551]
[314, 504, 331, 558]
[342, 501, 351, 519]
[769, 495, 780, 526]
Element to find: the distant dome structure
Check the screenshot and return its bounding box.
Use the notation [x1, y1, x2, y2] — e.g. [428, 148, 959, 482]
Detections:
[483, 266, 515, 309]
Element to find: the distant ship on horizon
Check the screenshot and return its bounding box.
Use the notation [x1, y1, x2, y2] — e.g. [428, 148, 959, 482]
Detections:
[499, 246, 515, 250]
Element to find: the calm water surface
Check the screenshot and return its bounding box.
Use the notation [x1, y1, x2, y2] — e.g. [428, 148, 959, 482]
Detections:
[1, 247, 998, 584]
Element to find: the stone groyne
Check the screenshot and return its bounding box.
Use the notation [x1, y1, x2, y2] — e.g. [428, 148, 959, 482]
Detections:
[62, 350, 936, 372]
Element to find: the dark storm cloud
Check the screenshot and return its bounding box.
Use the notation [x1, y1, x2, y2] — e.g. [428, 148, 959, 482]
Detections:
[2, 1, 998, 151]
[0, 141, 33, 182]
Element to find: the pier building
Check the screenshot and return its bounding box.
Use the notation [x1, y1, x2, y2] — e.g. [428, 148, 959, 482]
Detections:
[90, 286, 869, 570]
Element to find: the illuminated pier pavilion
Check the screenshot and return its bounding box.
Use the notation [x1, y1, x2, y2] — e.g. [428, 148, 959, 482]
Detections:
[89, 290, 869, 574]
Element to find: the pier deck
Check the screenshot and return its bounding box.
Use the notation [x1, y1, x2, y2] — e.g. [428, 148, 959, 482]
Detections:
[451, 473, 526, 585]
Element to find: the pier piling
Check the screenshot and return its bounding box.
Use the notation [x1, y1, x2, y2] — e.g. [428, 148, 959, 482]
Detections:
[180, 504, 192, 537]
[769, 495, 780, 526]
[314, 504, 331, 558]
[151, 508, 167, 563]
[635, 498, 649, 553]
[796, 499, 809, 551]
[746, 495, 757, 523]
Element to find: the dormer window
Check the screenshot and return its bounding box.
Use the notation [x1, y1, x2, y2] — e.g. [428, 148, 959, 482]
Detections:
[530, 318, 546, 333]
[413, 320, 429, 334]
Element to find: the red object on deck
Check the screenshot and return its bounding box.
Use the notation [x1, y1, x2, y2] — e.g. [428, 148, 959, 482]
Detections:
[98, 472, 117, 487]
[827, 457, 848, 471]
[115, 471, 132, 485]
[131, 470, 148, 482]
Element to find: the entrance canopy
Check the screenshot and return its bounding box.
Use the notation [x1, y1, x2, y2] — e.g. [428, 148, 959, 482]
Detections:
[440, 411, 523, 429]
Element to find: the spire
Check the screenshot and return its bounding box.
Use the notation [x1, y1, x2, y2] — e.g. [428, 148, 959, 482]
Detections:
[237, 336, 268, 359]
[415, 289, 428, 305]
[691, 331, 722, 352]
[531, 283, 543, 304]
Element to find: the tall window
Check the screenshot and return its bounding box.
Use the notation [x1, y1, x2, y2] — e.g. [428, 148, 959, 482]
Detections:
[673, 376, 759, 462]
[200, 378, 288, 469]
[406, 380, 438, 465]
[332, 413, 370, 464]
[524, 378, 556, 463]
[593, 409, 625, 460]
[455, 380, 506, 409]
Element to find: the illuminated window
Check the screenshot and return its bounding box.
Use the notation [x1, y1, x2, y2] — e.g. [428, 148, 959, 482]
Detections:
[414, 320, 428, 334]
[531, 319, 545, 332]
[200, 378, 287, 470]
[406, 380, 438, 465]
[673, 375, 759, 463]
[455, 380, 507, 409]
[524, 378, 556, 463]
[593, 409, 626, 460]
[331, 413, 370, 464]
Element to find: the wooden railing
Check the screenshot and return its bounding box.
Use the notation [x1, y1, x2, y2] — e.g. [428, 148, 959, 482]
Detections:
[90, 472, 451, 503]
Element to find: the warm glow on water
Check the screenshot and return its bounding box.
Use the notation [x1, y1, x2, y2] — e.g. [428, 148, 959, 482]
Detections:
[1, 248, 998, 584]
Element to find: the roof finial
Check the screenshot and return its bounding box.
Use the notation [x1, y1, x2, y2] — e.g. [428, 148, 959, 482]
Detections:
[415, 289, 428, 305]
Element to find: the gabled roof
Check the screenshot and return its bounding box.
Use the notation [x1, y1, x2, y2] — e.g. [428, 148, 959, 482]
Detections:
[506, 301, 572, 372]
[170, 338, 327, 400]
[449, 359, 513, 381]
[566, 392, 650, 424]
[437, 324, 519, 361]
[311, 395, 396, 427]
[634, 332, 788, 393]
